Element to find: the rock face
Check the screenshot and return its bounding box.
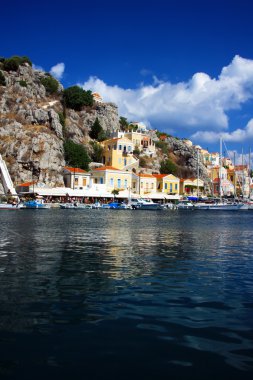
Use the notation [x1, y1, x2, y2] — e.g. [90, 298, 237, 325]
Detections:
[165, 137, 209, 180]
[0, 63, 120, 186]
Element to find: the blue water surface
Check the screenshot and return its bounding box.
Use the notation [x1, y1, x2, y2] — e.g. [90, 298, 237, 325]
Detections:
[0, 209, 253, 379]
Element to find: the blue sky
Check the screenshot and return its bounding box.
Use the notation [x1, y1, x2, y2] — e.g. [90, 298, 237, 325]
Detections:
[2, 0, 253, 159]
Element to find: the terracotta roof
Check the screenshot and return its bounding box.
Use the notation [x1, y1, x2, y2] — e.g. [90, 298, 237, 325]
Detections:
[152, 174, 166, 179]
[138, 173, 155, 178]
[64, 166, 87, 173]
[17, 181, 36, 187]
[94, 166, 120, 171]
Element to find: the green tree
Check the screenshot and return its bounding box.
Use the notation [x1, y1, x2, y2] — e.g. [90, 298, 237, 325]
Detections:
[119, 116, 128, 131]
[63, 86, 93, 110]
[19, 80, 27, 87]
[40, 76, 59, 94]
[0, 70, 6, 86]
[63, 139, 91, 170]
[89, 118, 103, 140]
[89, 141, 104, 162]
[160, 159, 177, 175]
[3, 55, 32, 71]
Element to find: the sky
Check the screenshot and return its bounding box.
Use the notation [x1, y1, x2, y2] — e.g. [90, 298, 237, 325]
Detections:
[2, 0, 253, 162]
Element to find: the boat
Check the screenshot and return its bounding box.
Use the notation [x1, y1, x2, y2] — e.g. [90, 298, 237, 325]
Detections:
[21, 199, 51, 209]
[0, 202, 22, 210]
[101, 202, 130, 209]
[176, 200, 194, 209]
[0, 153, 21, 210]
[131, 199, 164, 210]
[193, 201, 244, 210]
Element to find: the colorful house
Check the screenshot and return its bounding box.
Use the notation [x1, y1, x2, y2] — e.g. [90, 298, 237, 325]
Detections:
[101, 137, 138, 170]
[131, 173, 157, 196]
[63, 167, 91, 190]
[180, 178, 205, 196]
[153, 174, 180, 195]
[91, 166, 132, 192]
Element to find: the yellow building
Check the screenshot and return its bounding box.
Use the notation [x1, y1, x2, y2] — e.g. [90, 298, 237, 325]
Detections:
[124, 131, 156, 155]
[63, 167, 91, 189]
[101, 137, 138, 170]
[153, 174, 180, 195]
[131, 173, 157, 196]
[91, 166, 132, 192]
[180, 178, 204, 196]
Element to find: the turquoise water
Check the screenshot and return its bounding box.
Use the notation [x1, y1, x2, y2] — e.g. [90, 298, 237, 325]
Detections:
[0, 209, 253, 379]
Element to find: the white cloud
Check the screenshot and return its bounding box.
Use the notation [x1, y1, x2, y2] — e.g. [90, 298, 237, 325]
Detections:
[50, 62, 65, 80]
[191, 119, 253, 143]
[32, 63, 44, 71]
[80, 55, 253, 134]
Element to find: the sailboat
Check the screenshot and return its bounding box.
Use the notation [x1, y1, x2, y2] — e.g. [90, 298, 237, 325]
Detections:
[194, 138, 244, 210]
[0, 154, 21, 210]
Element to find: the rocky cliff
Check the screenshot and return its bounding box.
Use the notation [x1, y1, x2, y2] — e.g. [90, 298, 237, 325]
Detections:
[0, 62, 120, 187]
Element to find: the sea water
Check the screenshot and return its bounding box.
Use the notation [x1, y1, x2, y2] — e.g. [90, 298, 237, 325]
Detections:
[0, 209, 253, 379]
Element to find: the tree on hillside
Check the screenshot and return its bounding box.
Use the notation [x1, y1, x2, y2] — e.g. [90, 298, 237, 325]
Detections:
[89, 141, 103, 162]
[0, 70, 6, 86]
[89, 118, 103, 140]
[3, 56, 32, 71]
[160, 159, 177, 175]
[119, 116, 128, 131]
[40, 76, 59, 94]
[63, 86, 94, 110]
[63, 139, 91, 171]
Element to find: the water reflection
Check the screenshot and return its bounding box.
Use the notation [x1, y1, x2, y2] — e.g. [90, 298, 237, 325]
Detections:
[0, 210, 253, 378]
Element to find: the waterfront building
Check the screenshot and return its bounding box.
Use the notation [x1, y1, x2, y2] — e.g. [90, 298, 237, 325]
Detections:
[91, 166, 132, 193]
[153, 174, 180, 195]
[131, 173, 157, 196]
[180, 178, 205, 197]
[63, 166, 91, 190]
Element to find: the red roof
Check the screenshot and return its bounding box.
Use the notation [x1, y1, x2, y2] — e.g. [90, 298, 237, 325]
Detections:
[64, 166, 87, 173]
[152, 174, 166, 179]
[138, 173, 155, 178]
[17, 181, 36, 187]
[94, 166, 119, 171]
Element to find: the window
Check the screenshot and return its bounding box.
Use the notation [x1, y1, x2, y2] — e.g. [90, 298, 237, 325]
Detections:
[74, 177, 78, 185]
[117, 179, 121, 188]
[113, 144, 116, 150]
[141, 182, 143, 188]
[83, 178, 87, 186]
[100, 177, 103, 184]
[170, 184, 172, 192]
[124, 158, 127, 166]
[110, 178, 113, 187]
[119, 145, 122, 150]
[94, 178, 98, 184]
[175, 184, 178, 190]
[151, 183, 154, 189]
[165, 183, 167, 190]
[124, 179, 127, 189]
[128, 146, 131, 152]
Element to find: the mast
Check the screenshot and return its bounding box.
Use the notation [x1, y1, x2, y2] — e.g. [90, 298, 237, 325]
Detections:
[197, 148, 199, 198]
[242, 148, 244, 199]
[233, 151, 236, 201]
[248, 147, 251, 200]
[219, 137, 222, 201]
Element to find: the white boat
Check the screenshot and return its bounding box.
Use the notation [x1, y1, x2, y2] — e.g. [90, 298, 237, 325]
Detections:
[177, 200, 194, 209]
[194, 202, 244, 210]
[0, 203, 22, 210]
[131, 199, 164, 210]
